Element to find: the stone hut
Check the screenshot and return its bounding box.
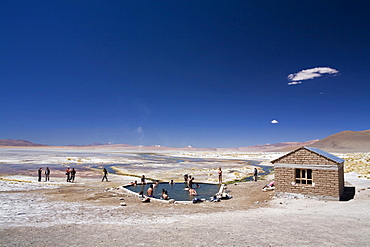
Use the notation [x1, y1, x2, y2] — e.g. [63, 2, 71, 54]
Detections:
[271, 146, 345, 200]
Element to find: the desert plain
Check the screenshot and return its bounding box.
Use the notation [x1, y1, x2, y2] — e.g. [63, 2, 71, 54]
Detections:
[0, 146, 369, 246]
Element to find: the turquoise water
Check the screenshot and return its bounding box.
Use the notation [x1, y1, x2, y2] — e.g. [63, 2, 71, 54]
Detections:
[125, 183, 221, 201]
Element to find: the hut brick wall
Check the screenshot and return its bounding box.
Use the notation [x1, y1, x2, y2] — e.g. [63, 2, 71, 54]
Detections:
[273, 148, 344, 200]
[275, 168, 341, 198]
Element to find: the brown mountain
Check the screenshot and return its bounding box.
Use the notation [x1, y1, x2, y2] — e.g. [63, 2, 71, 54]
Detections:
[0, 139, 47, 147]
[231, 140, 319, 152]
[308, 129, 370, 152]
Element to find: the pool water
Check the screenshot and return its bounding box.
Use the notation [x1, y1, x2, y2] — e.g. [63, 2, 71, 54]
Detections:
[125, 183, 221, 201]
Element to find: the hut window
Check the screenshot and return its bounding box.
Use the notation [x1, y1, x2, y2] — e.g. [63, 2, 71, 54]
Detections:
[295, 169, 313, 184]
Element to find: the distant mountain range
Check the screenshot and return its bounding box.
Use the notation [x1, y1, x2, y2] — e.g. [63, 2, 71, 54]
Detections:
[0, 139, 47, 147]
[308, 129, 370, 152]
[1, 129, 369, 152]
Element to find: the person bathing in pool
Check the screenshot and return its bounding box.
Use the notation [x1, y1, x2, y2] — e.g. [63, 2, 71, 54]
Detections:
[189, 188, 197, 196]
[161, 189, 169, 200]
[147, 184, 154, 197]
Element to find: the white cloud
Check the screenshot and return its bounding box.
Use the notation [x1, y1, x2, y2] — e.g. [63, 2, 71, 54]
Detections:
[271, 119, 278, 124]
[287, 67, 339, 85]
[287, 81, 302, 85]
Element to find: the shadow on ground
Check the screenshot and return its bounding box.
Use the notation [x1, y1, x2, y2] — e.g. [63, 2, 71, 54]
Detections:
[340, 186, 355, 201]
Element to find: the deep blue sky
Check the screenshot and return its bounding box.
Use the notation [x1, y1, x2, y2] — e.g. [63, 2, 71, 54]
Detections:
[1, 1, 369, 148]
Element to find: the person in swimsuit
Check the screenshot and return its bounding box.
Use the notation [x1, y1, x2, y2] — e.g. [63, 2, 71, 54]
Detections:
[141, 175, 146, 184]
[218, 167, 222, 184]
[188, 175, 194, 188]
[189, 188, 197, 196]
[147, 184, 154, 197]
[161, 189, 169, 200]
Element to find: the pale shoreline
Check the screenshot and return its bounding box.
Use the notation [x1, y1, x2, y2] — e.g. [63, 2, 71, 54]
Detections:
[1, 147, 369, 246]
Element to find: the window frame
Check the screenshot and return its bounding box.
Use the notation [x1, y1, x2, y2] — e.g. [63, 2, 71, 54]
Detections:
[295, 168, 313, 185]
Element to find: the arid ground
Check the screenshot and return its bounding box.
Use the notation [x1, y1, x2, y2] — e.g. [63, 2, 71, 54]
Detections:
[1, 147, 369, 246]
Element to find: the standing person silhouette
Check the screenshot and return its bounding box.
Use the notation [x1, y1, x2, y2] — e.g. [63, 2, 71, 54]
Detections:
[70, 168, 76, 182]
[218, 167, 223, 184]
[253, 167, 258, 182]
[45, 167, 50, 181]
[141, 175, 146, 184]
[102, 168, 108, 182]
[188, 176, 194, 188]
[65, 167, 70, 182]
[38, 168, 42, 182]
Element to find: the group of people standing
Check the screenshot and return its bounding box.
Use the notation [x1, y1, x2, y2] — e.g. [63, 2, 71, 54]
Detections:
[37, 166, 74, 182]
[65, 167, 77, 182]
[38, 165, 257, 189]
[37, 166, 110, 183]
[37, 167, 50, 182]
[67, 167, 110, 182]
